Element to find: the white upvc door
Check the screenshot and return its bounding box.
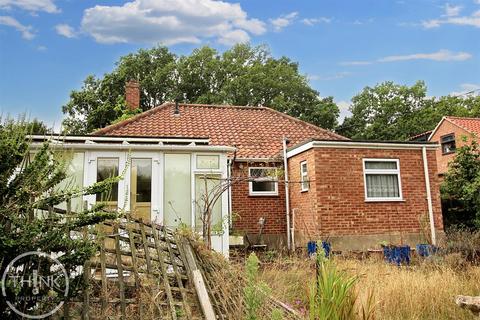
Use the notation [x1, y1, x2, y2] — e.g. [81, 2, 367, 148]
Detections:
[126, 152, 162, 222]
[84, 151, 161, 222]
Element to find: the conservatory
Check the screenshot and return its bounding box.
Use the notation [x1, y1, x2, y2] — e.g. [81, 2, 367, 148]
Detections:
[29, 135, 235, 255]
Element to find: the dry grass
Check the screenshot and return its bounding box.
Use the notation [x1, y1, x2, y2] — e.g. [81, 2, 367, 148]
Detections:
[258, 254, 480, 319]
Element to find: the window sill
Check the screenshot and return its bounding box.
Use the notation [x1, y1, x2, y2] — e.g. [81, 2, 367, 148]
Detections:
[442, 151, 456, 156]
[365, 198, 405, 203]
[249, 193, 279, 197]
[301, 189, 309, 193]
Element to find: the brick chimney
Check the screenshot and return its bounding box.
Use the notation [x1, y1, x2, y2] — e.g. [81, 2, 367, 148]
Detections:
[125, 80, 140, 110]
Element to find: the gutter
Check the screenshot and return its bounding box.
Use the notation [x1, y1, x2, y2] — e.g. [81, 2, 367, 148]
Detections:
[29, 142, 236, 153]
[422, 146, 437, 245]
[287, 140, 439, 158]
[282, 137, 291, 251]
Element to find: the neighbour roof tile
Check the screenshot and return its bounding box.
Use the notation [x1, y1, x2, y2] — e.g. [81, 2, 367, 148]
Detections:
[93, 103, 347, 159]
[446, 116, 480, 136]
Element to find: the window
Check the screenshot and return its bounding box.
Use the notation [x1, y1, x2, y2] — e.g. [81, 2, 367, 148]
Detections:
[164, 154, 191, 227]
[249, 167, 278, 196]
[96, 158, 119, 203]
[300, 161, 309, 192]
[196, 155, 220, 169]
[441, 134, 456, 155]
[363, 159, 402, 201]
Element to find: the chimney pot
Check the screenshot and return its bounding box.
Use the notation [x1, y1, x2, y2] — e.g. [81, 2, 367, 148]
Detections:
[125, 80, 140, 110]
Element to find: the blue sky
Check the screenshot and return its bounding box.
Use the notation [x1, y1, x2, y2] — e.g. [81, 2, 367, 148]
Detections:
[0, 0, 479, 130]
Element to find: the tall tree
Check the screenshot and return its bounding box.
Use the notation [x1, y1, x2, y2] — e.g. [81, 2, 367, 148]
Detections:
[338, 81, 480, 140]
[62, 44, 339, 134]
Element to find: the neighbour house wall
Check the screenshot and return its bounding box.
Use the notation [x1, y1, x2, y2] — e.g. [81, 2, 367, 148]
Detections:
[429, 120, 475, 175]
[288, 147, 443, 251]
[230, 161, 287, 248]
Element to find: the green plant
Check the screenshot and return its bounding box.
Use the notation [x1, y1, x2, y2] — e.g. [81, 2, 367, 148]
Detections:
[244, 252, 270, 320]
[0, 118, 120, 317]
[270, 308, 284, 320]
[309, 255, 358, 320]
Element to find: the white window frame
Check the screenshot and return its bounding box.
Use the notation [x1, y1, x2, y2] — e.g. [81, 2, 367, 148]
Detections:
[300, 161, 309, 192]
[362, 158, 403, 202]
[248, 167, 279, 196]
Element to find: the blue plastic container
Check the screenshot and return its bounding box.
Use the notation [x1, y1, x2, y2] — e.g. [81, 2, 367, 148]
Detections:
[383, 245, 411, 265]
[307, 241, 331, 258]
[416, 244, 438, 257]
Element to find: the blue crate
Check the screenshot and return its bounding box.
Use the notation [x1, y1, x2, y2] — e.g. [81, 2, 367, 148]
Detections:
[416, 244, 438, 257]
[307, 241, 331, 258]
[383, 245, 411, 265]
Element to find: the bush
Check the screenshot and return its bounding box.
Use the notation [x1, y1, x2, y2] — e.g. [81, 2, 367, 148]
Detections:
[442, 227, 480, 263]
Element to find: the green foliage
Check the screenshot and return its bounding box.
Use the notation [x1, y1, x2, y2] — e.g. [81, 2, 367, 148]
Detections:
[441, 139, 480, 228]
[0, 118, 120, 317]
[308, 255, 358, 320]
[62, 44, 339, 134]
[244, 252, 270, 320]
[338, 81, 480, 140]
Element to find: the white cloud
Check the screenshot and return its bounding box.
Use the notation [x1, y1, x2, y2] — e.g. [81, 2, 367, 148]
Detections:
[342, 49, 472, 66]
[308, 72, 351, 81]
[422, 7, 480, 28]
[55, 24, 76, 38]
[37, 45, 47, 51]
[339, 60, 372, 66]
[270, 12, 298, 31]
[337, 100, 352, 121]
[451, 83, 480, 96]
[444, 4, 462, 17]
[301, 17, 331, 26]
[0, 15, 34, 39]
[80, 0, 266, 45]
[379, 49, 472, 62]
[0, 0, 59, 13]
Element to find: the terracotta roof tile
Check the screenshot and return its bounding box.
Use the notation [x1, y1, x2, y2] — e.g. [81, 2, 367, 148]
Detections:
[93, 103, 348, 159]
[446, 116, 480, 136]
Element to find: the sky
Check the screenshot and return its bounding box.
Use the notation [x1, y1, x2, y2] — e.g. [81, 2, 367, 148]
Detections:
[0, 0, 479, 130]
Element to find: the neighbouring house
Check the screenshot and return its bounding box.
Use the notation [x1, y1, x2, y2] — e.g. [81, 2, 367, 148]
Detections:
[427, 116, 480, 176]
[31, 82, 444, 254]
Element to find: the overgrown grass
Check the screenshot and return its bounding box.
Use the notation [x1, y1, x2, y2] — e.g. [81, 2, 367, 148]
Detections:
[258, 254, 480, 319]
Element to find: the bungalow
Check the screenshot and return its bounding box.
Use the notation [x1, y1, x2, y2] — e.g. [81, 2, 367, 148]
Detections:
[32, 82, 444, 254]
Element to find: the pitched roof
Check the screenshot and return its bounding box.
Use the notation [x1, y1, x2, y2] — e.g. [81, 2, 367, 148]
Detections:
[445, 116, 480, 135]
[429, 116, 480, 141]
[93, 103, 347, 159]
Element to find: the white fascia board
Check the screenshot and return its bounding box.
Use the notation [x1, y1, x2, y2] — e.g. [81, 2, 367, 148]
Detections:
[29, 142, 236, 153]
[287, 141, 439, 158]
[27, 134, 210, 144]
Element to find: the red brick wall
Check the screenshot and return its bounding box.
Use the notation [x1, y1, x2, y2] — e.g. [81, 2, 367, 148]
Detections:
[231, 161, 286, 235]
[288, 147, 443, 241]
[429, 120, 474, 175]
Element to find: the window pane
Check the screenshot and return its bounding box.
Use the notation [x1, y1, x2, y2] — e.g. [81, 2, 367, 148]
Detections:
[131, 159, 152, 221]
[252, 180, 276, 192]
[195, 174, 222, 233]
[366, 174, 399, 198]
[301, 162, 307, 173]
[365, 161, 397, 170]
[196, 155, 220, 169]
[96, 158, 119, 203]
[164, 154, 191, 227]
[442, 141, 456, 154]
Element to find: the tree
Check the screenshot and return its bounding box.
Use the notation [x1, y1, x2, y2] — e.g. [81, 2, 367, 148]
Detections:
[337, 81, 431, 140]
[0, 118, 119, 317]
[441, 139, 480, 229]
[62, 44, 339, 134]
[338, 81, 480, 140]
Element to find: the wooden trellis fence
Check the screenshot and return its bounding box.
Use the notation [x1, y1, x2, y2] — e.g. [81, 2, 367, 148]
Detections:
[55, 213, 300, 320]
